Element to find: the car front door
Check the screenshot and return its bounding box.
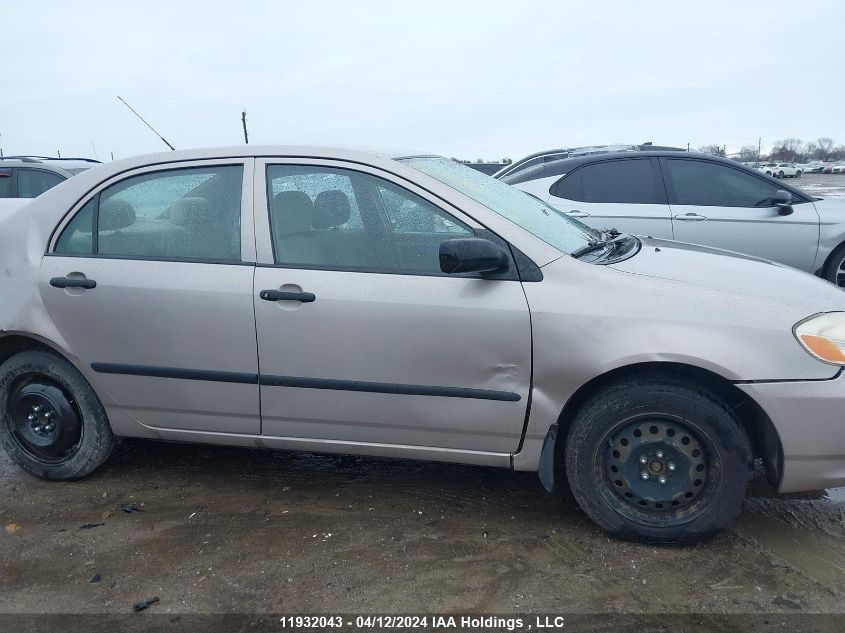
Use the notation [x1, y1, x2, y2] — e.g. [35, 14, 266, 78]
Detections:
[40, 160, 261, 433]
[662, 157, 820, 270]
[547, 157, 674, 239]
[252, 159, 532, 454]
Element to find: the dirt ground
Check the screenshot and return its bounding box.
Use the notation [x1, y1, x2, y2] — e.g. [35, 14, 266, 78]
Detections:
[1, 440, 844, 626]
[3, 174, 845, 631]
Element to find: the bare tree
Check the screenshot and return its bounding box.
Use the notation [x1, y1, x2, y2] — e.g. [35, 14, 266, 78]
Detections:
[817, 137, 834, 160]
[698, 144, 726, 157]
[738, 145, 760, 162]
[771, 138, 803, 161]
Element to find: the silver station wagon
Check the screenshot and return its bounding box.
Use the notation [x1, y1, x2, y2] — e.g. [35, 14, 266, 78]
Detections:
[1, 146, 845, 544]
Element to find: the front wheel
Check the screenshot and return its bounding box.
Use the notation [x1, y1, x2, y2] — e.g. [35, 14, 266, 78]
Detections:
[0, 350, 117, 480]
[564, 377, 752, 544]
[822, 242, 845, 288]
[778, 170, 785, 178]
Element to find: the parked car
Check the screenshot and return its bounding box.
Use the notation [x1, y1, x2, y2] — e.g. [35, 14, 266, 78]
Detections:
[758, 162, 800, 178]
[2, 146, 845, 544]
[492, 143, 685, 181]
[800, 162, 825, 174]
[500, 150, 845, 286]
[823, 163, 836, 174]
[0, 156, 100, 198]
[832, 164, 845, 174]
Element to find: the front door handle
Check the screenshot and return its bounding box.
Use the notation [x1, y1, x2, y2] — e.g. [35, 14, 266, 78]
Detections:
[673, 213, 708, 221]
[565, 210, 591, 218]
[50, 276, 96, 289]
[259, 289, 316, 303]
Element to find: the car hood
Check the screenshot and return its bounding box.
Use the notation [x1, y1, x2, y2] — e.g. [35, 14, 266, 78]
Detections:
[607, 236, 845, 313]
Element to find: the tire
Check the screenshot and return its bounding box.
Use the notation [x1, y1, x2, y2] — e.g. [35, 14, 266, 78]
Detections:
[0, 349, 116, 480]
[564, 376, 753, 544]
[822, 242, 845, 288]
[796, 170, 802, 177]
[778, 170, 785, 178]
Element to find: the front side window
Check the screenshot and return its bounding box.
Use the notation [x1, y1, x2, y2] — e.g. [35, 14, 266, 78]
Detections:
[267, 165, 473, 274]
[18, 169, 64, 198]
[578, 159, 660, 204]
[55, 165, 243, 261]
[665, 159, 781, 208]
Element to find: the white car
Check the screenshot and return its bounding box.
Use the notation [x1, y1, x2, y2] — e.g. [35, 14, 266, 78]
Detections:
[499, 150, 845, 287]
[759, 162, 801, 178]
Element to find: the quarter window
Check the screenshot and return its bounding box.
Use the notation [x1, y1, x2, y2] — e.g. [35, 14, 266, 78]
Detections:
[665, 159, 781, 208]
[55, 199, 95, 254]
[266, 165, 473, 275]
[55, 165, 243, 261]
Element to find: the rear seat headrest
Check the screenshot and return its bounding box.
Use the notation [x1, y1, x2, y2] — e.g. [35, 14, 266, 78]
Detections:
[313, 190, 352, 229]
[98, 198, 135, 231]
[170, 197, 212, 227]
[273, 191, 314, 234]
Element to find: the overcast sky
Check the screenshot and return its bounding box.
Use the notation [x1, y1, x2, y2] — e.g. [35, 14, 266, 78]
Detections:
[2, 0, 842, 161]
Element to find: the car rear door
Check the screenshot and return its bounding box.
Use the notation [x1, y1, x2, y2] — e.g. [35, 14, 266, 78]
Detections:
[40, 159, 261, 433]
[252, 158, 531, 455]
[662, 157, 819, 270]
[547, 158, 674, 238]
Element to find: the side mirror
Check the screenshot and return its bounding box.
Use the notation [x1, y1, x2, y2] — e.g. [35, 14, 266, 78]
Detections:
[439, 238, 509, 275]
[774, 189, 793, 216]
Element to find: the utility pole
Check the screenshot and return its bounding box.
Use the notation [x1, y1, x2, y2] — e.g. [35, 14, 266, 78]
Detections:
[686, 142, 690, 152]
[241, 110, 249, 145]
[758, 137, 761, 160]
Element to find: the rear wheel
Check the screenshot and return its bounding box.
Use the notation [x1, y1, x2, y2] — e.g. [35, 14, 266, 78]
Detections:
[778, 170, 785, 178]
[564, 377, 752, 544]
[0, 350, 116, 480]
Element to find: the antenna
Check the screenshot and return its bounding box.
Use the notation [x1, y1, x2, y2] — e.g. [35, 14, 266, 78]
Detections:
[241, 110, 249, 144]
[117, 96, 175, 151]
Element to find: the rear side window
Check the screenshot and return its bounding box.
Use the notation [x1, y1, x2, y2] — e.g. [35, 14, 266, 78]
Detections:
[665, 159, 781, 208]
[578, 159, 660, 204]
[17, 169, 65, 197]
[0, 170, 11, 198]
[54, 165, 243, 261]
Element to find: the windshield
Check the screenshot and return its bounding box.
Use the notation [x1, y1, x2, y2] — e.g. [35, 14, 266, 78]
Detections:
[402, 157, 597, 254]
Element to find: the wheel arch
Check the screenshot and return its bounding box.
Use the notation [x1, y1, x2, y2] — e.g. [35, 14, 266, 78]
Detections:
[0, 332, 83, 373]
[540, 361, 783, 492]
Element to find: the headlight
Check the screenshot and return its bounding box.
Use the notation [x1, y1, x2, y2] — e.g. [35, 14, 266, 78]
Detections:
[794, 312, 845, 364]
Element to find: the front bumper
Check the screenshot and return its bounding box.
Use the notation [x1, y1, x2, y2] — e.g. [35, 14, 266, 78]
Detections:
[738, 372, 845, 493]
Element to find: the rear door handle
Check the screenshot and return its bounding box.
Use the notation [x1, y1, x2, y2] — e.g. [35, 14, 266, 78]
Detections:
[565, 210, 590, 218]
[673, 213, 708, 221]
[259, 289, 316, 302]
[50, 277, 96, 289]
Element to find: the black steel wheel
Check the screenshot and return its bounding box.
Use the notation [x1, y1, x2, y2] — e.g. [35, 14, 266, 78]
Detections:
[0, 349, 116, 480]
[565, 376, 753, 544]
[9, 379, 83, 464]
[602, 415, 716, 526]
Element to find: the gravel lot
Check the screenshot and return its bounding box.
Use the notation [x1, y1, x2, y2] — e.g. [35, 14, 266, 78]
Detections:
[2, 175, 845, 631]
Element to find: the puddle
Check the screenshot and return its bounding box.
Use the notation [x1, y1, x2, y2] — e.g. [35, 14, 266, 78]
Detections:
[736, 511, 845, 592]
[823, 487, 845, 502]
